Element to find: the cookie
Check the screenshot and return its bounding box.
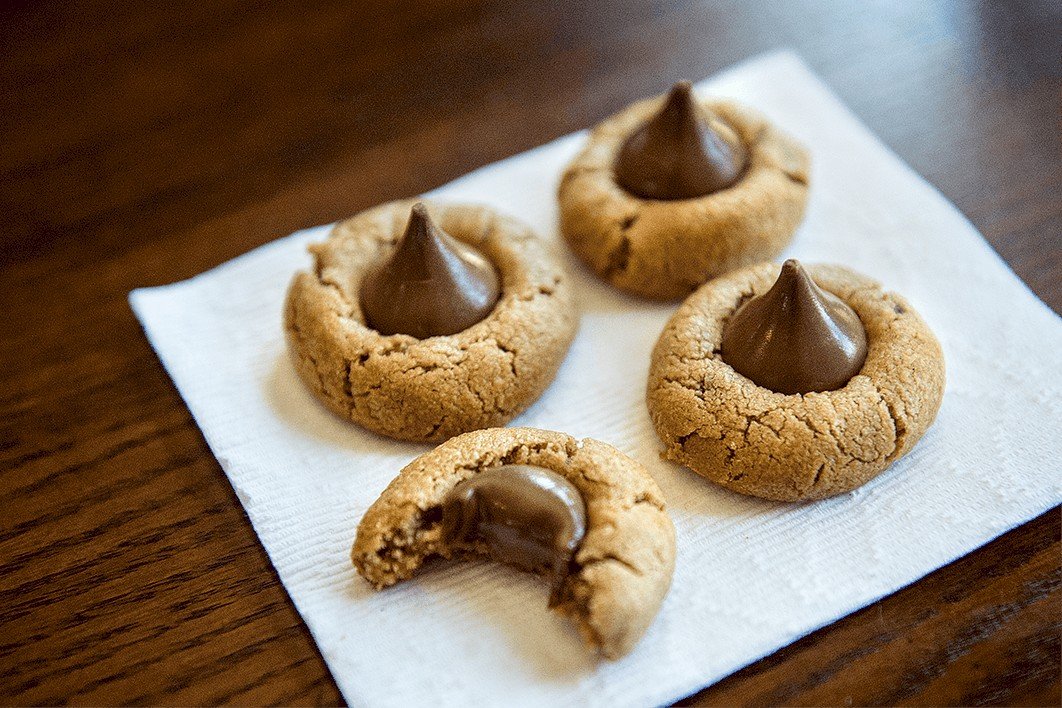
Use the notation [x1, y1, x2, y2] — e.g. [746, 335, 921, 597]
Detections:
[559, 92, 810, 300]
[647, 261, 946, 501]
[352, 427, 677, 659]
[285, 200, 578, 442]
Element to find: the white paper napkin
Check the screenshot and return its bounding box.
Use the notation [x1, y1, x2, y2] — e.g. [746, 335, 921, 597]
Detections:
[130, 51, 1062, 707]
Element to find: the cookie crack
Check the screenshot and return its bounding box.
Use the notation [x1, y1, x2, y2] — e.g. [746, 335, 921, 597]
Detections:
[675, 430, 696, 448]
[674, 426, 724, 452]
[560, 448, 655, 501]
[604, 235, 631, 277]
[810, 462, 827, 489]
[494, 339, 518, 378]
[349, 380, 383, 400]
[745, 411, 783, 441]
[580, 553, 643, 577]
[803, 405, 873, 466]
[877, 386, 905, 462]
[500, 441, 565, 466]
[632, 492, 666, 513]
[312, 258, 347, 303]
[408, 362, 444, 376]
[342, 361, 353, 400]
[426, 415, 449, 439]
[450, 441, 573, 480]
[661, 373, 704, 394]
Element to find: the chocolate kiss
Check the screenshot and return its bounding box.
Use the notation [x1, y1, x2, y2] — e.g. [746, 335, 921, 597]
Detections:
[614, 80, 748, 200]
[721, 260, 868, 394]
[360, 203, 501, 338]
[441, 465, 587, 580]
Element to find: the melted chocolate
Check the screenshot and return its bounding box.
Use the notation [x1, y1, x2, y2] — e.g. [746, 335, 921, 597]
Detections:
[721, 260, 868, 394]
[360, 203, 500, 338]
[441, 464, 586, 579]
[614, 80, 748, 200]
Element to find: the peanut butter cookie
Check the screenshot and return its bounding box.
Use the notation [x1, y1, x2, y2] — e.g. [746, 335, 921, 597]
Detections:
[285, 200, 577, 442]
[559, 84, 810, 300]
[647, 261, 945, 501]
[352, 427, 676, 659]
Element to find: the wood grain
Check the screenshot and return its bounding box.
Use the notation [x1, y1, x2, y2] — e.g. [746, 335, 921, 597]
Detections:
[1, 0, 1059, 704]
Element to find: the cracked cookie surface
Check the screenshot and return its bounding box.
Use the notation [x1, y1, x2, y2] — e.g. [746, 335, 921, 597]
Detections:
[559, 96, 810, 300]
[352, 427, 676, 659]
[285, 200, 577, 442]
[647, 262, 945, 501]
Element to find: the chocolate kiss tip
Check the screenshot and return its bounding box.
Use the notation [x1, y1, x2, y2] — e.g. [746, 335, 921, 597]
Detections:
[671, 80, 693, 96]
[778, 258, 806, 282]
[404, 202, 431, 235]
[664, 81, 695, 108]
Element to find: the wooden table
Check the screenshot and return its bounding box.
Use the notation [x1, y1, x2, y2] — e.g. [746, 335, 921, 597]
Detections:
[2, 1, 1059, 704]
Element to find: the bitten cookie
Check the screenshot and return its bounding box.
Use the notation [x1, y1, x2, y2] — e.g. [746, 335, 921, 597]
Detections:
[559, 85, 810, 300]
[352, 427, 677, 659]
[647, 261, 945, 501]
[285, 200, 577, 442]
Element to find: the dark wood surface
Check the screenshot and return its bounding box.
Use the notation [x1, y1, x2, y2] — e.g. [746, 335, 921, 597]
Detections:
[2, 1, 1059, 704]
